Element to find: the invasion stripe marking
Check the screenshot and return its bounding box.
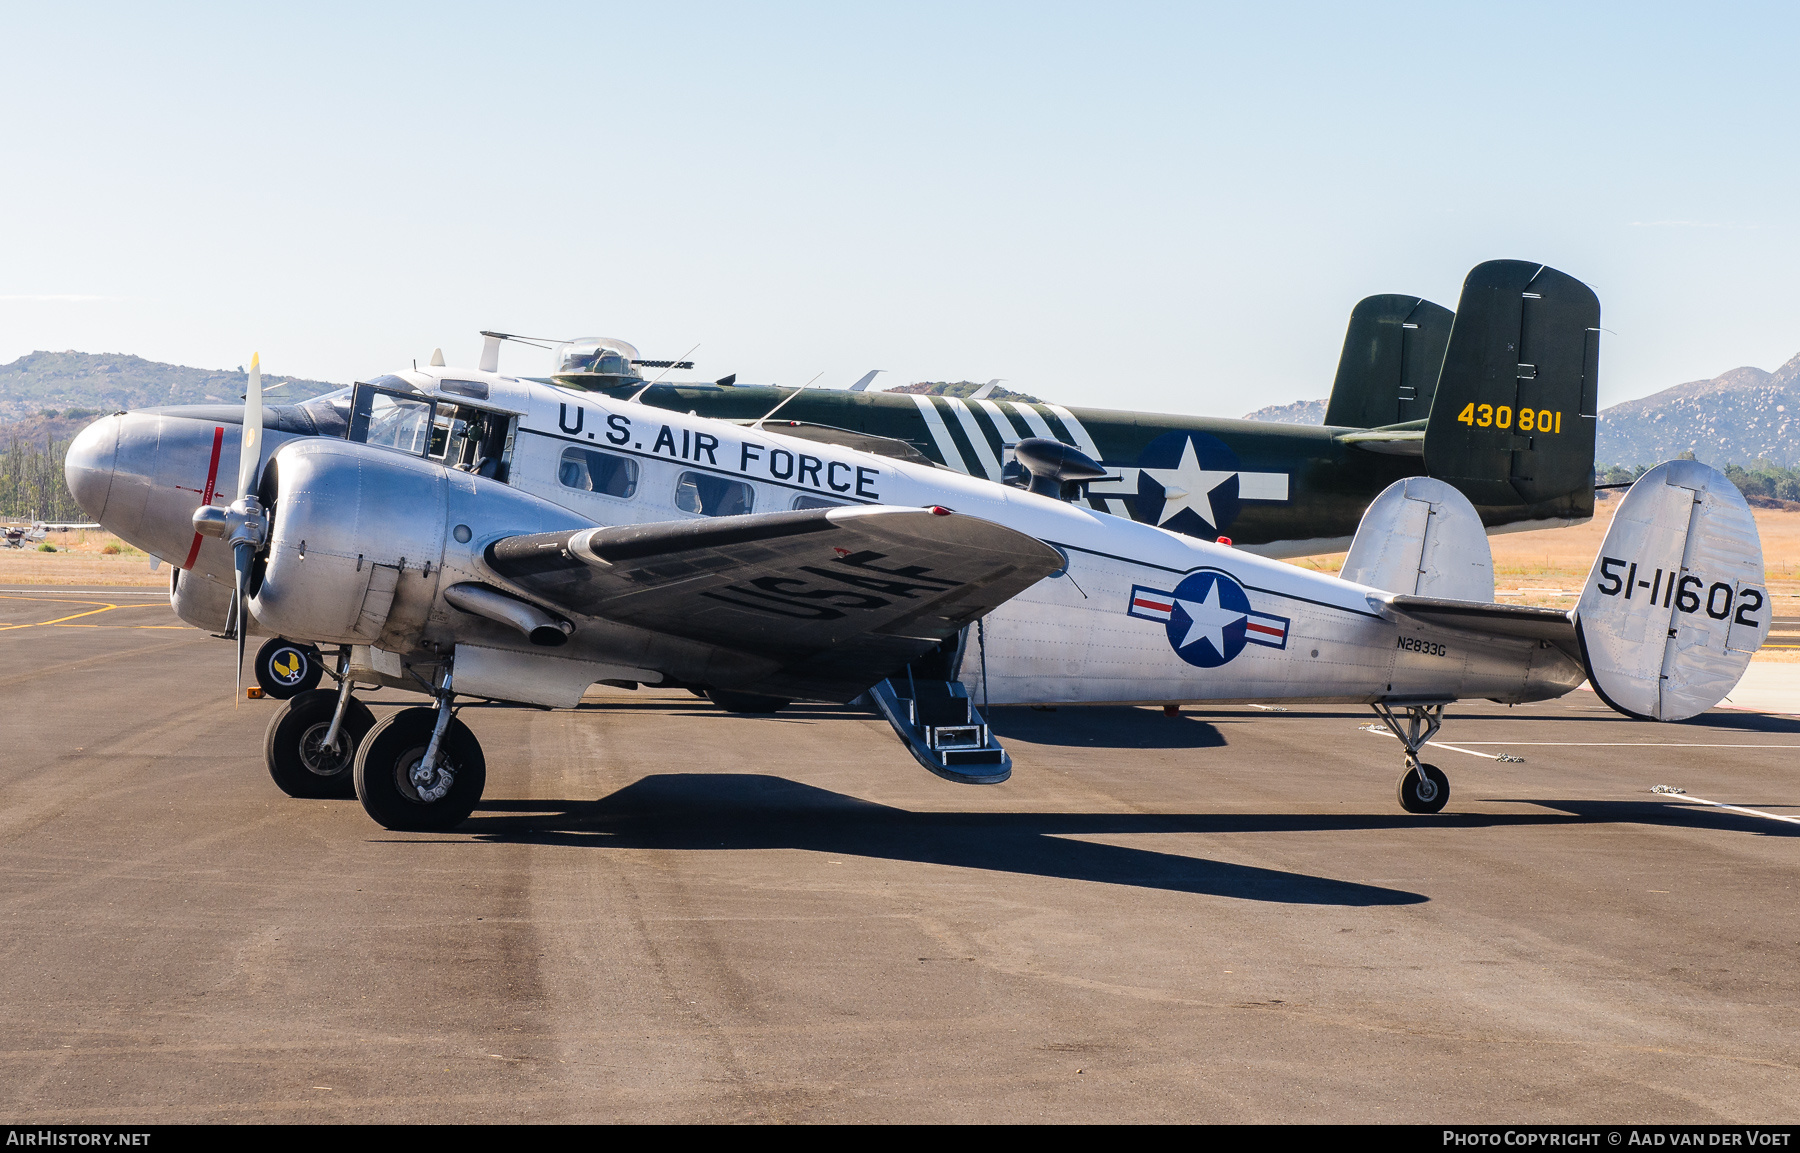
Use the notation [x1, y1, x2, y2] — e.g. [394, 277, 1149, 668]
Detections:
[940, 397, 1003, 480]
[908, 394, 970, 474]
[1006, 402, 1056, 440]
[975, 397, 1027, 440]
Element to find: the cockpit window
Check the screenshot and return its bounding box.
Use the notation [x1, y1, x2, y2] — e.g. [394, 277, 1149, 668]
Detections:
[356, 390, 434, 455]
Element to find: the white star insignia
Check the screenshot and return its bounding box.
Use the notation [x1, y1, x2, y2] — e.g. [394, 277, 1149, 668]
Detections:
[1141, 438, 1237, 528]
[1174, 580, 1247, 656]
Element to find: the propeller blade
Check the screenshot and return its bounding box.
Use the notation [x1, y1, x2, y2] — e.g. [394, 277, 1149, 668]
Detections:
[233, 541, 253, 706]
[237, 352, 264, 500]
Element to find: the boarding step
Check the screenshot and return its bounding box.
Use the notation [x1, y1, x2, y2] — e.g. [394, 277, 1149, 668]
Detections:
[866, 676, 1011, 784]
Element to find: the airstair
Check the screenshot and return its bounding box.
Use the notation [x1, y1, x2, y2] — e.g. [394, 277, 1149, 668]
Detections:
[866, 674, 1010, 784]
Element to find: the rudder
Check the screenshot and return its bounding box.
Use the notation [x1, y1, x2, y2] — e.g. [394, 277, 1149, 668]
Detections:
[1424, 260, 1600, 508]
[1575, 460, 1769, 721]
[1324, 295, 1455, 429]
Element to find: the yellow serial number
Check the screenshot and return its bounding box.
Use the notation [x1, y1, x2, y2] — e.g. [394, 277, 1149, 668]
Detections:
[1456, 403, 1561, 433]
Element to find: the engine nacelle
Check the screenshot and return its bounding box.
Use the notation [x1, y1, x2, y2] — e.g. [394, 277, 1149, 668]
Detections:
[248, 438, 588, 651]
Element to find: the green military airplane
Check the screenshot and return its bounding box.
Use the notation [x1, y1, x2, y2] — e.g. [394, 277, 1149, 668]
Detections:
[511, 259, 1598, 558]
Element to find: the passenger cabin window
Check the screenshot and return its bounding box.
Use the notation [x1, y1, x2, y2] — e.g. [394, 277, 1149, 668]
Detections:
[559, 447, 638, 498]
[675, 472, 755, 517]
[791, 493, 844, 511]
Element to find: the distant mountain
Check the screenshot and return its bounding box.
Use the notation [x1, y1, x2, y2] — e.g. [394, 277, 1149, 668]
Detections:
[885, 380, 1043, 404]
[1595, 353, 1800, 468]
[0, 350, 342, 425]
[1243, 399, 1327, 424]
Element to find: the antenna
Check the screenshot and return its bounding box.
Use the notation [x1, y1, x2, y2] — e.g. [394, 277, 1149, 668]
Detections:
[751, 373, 823, 429]
[628, 342, 701, 403]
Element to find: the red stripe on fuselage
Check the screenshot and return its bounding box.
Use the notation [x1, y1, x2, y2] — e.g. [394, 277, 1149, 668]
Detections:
[1245, 622, 1283, 636]
[182, 425, 226, 570]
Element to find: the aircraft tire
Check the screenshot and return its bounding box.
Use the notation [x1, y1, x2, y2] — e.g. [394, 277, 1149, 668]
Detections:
[354, 706, 486, 832]
[264, 689, 375, 799]
[704, 689, 791, 714]
[1397, 762, 1450, 814]
[255, 638, 323, 699]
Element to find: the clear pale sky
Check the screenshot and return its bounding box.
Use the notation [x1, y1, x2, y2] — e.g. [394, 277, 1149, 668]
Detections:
[3, 2, 1797, 415]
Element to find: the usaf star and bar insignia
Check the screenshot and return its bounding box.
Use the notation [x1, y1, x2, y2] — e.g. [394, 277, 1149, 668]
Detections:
[1127, 571, 1290, 668]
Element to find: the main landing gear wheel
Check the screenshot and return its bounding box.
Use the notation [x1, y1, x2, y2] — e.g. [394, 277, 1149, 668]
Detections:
[255, 638, 323, 699]
[1397, 761, 1450, 815]
[264, 688, 375, 798]
[704, 689, 791, 714]
[354, 706, 486, 832]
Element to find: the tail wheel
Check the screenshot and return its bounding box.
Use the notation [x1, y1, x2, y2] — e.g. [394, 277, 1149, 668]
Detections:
[1397, 762, 1450, 814]
[255, 638, 323, 699]
[704, 689, 791, 714]
[354, 706, 486, 832]
[264, 689, 375, 798]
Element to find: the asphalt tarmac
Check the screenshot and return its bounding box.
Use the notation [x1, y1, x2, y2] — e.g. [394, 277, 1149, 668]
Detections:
[3, 587, 1798, 1124]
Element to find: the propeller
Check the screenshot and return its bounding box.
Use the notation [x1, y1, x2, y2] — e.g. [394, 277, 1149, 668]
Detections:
[229, 354, 268, 703]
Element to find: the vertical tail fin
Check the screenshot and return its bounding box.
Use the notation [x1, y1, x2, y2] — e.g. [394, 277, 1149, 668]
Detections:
[1342, 476, 1495, 601]
[1424, 261, 1600, 509]
[1575, 460, 1768, 720]
[1325, 295, 1454, 429]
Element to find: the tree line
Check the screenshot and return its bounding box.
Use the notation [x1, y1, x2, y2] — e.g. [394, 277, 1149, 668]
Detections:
[1, 437, 84, 521]
[1599, 455, 1800, 502]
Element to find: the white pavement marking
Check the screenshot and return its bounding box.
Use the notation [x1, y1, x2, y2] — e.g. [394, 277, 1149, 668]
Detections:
[1360, 725, 1522, 762]
[1651, 786, 1800, 826]
[1450, 742, 1800, 748]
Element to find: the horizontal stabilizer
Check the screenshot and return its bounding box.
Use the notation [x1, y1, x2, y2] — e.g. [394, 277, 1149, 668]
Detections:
[483, 506, 1065, 702]
[1575, 460, 1768, 721]
[1383, 596, 1576, 647]
[1335, 425, 1424, 457]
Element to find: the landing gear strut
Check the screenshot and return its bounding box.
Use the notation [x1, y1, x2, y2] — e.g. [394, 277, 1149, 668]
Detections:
[263, 647, 372, 798]
[354, 665, 486, 831]
[1370, 702, 1450, 814]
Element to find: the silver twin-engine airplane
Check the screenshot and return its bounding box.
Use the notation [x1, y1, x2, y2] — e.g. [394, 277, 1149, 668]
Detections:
[64, 346, 1770, 832]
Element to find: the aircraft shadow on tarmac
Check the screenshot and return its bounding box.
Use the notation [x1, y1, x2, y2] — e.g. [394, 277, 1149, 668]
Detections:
[456, 773, 1454, 906]
[985, 706, 1231, 749]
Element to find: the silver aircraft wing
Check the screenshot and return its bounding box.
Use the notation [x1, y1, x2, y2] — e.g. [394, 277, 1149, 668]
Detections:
[482, 505, 1065, 701]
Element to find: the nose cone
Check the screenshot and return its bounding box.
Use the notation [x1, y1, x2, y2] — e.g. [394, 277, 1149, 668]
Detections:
[64, 415, 121, 521]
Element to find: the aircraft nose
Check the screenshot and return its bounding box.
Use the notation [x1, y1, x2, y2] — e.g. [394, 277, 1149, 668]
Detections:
[64, 414, 121, 520]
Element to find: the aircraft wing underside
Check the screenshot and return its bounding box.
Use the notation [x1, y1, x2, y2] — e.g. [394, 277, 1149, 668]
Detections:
[483, 506, 1066, 700]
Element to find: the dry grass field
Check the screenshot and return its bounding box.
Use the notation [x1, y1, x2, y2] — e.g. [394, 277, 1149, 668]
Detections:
[0, 527, 168, 586]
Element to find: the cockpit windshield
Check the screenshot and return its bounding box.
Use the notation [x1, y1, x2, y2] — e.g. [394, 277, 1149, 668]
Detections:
[296, 387, 354, 437]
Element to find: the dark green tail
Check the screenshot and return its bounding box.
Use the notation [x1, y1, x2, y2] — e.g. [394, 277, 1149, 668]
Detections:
[1325, 294, 1454, 429]
[1424, 260, 1600, 508]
